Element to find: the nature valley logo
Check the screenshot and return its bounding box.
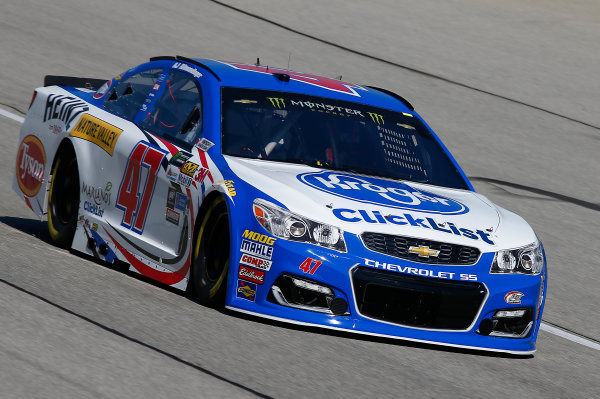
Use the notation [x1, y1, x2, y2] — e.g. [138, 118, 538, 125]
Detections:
[70, 114, 122, 155]
[16, 135, 46, 197]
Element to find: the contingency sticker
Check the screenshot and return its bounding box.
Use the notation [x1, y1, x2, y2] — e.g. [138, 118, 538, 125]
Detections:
[236, 279, 257, 302]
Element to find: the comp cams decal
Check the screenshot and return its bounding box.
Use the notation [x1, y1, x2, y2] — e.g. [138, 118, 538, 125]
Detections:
[16, 135, 46, 197]
[239, 253, 272, 271]
[298, 171, 468, 215]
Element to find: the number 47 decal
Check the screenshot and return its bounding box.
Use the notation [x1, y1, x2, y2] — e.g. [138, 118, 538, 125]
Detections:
[299, 258, 322, 275]
[116, 142, 167, 234]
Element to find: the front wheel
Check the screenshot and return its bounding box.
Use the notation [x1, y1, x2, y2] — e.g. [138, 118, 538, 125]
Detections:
[190, 197, 230, 305]
[47, 145, 80, 248]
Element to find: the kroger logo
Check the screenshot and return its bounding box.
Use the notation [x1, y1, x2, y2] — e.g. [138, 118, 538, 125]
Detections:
[297, 171, 468, 215]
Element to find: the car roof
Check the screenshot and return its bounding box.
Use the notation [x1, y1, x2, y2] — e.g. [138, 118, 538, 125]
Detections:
[150, 56, 414, 113]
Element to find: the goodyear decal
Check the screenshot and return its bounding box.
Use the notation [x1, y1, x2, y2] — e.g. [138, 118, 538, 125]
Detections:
[70, 114, 123, 155]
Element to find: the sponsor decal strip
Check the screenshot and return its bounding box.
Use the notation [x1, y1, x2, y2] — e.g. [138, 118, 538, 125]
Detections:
[334, 208, 494, 244]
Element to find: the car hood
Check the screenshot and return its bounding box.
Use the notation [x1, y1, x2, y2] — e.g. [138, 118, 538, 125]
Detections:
[225, 156, 537, 250]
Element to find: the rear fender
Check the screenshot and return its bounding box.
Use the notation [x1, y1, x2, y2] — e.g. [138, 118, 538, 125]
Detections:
[13, 86, 89, 219]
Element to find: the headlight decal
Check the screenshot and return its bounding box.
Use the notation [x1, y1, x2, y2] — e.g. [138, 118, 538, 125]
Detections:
[490, 241, 544, 275]
[253, 199, 347, 252]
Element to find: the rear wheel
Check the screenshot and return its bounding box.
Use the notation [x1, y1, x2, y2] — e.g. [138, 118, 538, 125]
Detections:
[48, 146, 79, 248]
[190, 197, 230, 305]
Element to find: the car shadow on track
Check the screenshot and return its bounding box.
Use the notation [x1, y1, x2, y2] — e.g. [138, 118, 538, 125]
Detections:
[1, 216, 534, 360]
[0, 216, 53, 245]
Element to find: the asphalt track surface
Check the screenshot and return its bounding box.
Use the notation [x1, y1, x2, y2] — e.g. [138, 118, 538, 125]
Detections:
[1, 1, 599, 397]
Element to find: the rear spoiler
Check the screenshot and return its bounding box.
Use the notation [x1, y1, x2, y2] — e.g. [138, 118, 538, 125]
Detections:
[44, 75, 108, 90]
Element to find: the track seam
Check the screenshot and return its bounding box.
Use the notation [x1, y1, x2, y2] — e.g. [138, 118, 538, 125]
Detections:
[469, 177, 600, 212]
[209, 0, 600, 131]
[0, 278, 274, 399]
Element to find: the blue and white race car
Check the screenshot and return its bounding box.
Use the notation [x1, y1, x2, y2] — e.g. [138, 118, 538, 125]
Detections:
[14, 56, 547, 354]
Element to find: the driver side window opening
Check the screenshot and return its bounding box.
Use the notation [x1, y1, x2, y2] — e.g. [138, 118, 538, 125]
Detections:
[102, 68, 163, 122]
[138, 69, 203, 146]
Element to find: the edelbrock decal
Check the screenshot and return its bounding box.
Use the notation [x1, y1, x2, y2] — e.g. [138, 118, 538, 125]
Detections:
[298, 171, 468, 215]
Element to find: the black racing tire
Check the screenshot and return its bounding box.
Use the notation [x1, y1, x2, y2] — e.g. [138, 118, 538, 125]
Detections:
[47, 145, 79, 248]
[190, 196, 230, 306]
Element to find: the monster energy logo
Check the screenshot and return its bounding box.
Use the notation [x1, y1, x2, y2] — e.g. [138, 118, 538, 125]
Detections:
[267, 97, 286, 109]
[367, 112, 384, 125]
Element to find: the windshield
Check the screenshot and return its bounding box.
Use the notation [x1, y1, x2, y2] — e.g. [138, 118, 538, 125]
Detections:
[221, 87, 468, 190]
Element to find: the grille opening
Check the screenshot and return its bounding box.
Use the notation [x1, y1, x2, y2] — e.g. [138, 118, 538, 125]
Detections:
[353, 267, 486, 330]
[362, 232, 481, 265]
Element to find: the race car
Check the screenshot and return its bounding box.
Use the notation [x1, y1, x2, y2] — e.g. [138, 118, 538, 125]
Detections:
[14, 56, 547, 354]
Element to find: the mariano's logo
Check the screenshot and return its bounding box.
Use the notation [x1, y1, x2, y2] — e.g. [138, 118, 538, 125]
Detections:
[16, 135, 46, 197]
[297, 171, 468, 215]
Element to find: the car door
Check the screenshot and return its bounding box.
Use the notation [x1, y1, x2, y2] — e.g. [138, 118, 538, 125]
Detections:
[98, 66, 181, 260]
[128, 66, 204, 261]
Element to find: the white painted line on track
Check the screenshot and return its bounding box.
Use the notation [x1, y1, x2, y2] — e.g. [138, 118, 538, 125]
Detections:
[0, 107, 25, 124]
[540, 323, 600, 351]
[0, 106, 598, 352]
